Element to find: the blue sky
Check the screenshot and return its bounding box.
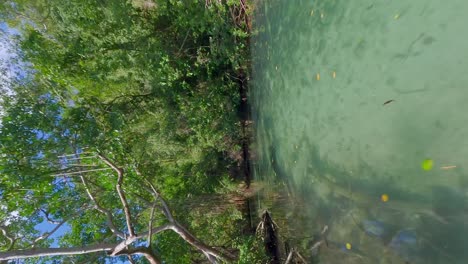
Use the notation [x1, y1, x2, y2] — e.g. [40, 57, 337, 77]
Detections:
[1, 21, 132, 264]
[0, 22, 18, 66]
[1, 21, 73, 260]
[1, 22, 19, 112]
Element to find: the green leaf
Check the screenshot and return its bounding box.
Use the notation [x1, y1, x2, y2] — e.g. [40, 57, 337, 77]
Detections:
[421, 159, 434, 171]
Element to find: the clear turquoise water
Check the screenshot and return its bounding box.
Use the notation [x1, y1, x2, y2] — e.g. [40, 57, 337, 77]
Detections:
[251, 0, 468, 263]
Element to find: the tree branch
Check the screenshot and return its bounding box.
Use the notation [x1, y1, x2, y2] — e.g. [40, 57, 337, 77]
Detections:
[144, 180, 173, 222]
[32, 209, 88, 247]
[111, 224, 173, 256]
[98, 154, 135, 237]
[169, 223, 236, 262]
[142, 179, 235, 262]
[0, 243, 116, 261]
[39, 209, 61, 225]
[79, 175, 125, 239]
[0, 226, 15, 251]
[147, 203, 157, 247]
[117, 247, 161, 264]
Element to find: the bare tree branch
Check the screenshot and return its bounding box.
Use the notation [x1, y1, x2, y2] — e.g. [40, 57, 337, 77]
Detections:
[127, 255, 136, 264]
[98, 154, 135, 237]
[0, 243, 116, 261]
[111, 224, 173, 256]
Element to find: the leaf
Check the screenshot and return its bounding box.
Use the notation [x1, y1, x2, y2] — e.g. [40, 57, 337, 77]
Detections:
[421, 159, 433, 171]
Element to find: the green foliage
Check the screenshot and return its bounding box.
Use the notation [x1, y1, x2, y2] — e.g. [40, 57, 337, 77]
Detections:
[235, 236, 268, 264]
[0, 0, 252, 262]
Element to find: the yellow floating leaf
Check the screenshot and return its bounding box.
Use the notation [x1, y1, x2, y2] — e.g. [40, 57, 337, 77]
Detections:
[422, 159, 433, 171]
[381, 194, 389, 202]
[332, 71, 336, 79]
[346, 243, 352, 250]
[316, 73, 320, 81]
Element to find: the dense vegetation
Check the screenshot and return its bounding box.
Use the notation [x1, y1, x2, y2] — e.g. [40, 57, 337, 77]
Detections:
[0, 0, 265, 263]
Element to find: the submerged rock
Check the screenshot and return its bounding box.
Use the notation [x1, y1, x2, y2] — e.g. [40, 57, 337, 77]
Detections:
[362, 220, 386, 237]
[389, 229, 419, 262]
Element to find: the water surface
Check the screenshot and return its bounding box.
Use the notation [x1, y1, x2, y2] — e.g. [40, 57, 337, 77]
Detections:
[251, 0, 468, 263]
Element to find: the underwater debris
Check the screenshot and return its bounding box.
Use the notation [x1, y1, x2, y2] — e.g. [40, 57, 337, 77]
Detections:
[310, 225, 329, 256]
[440, 165, 456, 170]
[383, 99, 395, 105]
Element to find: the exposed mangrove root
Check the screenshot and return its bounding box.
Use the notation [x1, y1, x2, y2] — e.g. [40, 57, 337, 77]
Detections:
[256, 211, 281, 264]
[284, 248, 308, 264]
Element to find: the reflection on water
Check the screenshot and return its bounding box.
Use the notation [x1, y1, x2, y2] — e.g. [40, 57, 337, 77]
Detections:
[251, 0, 468, 263]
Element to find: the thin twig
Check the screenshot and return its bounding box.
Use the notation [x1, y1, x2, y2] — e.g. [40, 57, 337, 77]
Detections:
[33, 207, 89, 247]
[32, 218, 68, 247]
[57, 152, 93, 158]
[79, 175, 125, 239]
[177, 30, 190, 54]
[0, 226, 15, 250]
[39, 209, 61, 225]
[147, 203, 157, 247]
[51, 168, 111, 177]
[127, 255, 136, 264]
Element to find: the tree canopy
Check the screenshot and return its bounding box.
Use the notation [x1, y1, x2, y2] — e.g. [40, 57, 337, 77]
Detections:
[0, 0, 262, 263]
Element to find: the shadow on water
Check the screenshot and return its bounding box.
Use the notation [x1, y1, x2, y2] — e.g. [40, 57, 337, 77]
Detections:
[255, 138, 468, 263]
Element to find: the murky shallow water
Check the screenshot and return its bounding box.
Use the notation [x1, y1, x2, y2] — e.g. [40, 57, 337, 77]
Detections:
[251, 0, 468, 263]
